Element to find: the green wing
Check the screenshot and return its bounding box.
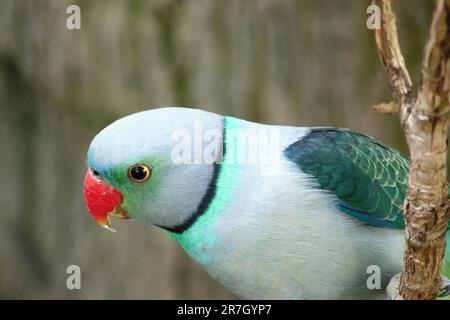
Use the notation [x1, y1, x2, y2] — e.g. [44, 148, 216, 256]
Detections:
[284, 128, 408, 228]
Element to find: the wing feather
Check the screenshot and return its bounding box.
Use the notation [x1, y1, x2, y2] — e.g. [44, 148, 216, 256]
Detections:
[284, 128, 408, 229]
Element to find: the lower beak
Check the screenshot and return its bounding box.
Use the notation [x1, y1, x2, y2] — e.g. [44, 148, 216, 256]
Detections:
[111, 206, 129, 219]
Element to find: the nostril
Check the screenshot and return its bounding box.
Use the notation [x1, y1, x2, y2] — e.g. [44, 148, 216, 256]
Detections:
[92, 169, 100, 177]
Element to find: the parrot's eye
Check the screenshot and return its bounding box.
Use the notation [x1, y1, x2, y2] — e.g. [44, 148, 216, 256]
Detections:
[128, 164, 152, 184]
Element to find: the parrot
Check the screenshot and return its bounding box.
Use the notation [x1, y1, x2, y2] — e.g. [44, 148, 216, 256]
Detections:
[83, 107, 450, 299]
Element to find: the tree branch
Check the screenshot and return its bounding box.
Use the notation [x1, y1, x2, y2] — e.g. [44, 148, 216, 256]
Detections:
[374, 0, 414, 106]
[373, 0, 450, 300]
[420, 0, 450, 119]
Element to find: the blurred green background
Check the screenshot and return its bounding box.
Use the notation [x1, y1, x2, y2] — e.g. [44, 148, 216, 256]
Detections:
[0, 0, 434, 299]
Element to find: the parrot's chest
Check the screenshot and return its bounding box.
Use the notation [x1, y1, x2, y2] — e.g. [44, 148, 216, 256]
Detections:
[176, 161, 405, 299]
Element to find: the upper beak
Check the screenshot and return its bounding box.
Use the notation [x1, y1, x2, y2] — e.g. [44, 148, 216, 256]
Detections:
[98, 209, 129, 232]
[107, 205, 129, 231]
[98, 214, 116, 232]
[83, 169, 128, 232]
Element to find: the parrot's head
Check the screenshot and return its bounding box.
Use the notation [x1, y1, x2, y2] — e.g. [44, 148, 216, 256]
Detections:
[83, 107, 223, 232]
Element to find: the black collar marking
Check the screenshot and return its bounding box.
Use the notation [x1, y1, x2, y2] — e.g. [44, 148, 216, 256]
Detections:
[162, 124, 226, 234]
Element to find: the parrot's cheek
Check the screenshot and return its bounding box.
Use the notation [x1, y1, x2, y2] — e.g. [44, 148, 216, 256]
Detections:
[83, 169, 125, 231]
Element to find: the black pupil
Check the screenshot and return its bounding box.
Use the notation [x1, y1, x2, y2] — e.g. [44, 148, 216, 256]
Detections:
[131, 166, 147, 180]
[92, 170, 100, 176]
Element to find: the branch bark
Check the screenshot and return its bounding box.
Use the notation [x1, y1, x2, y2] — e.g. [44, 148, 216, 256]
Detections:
[373, 0, 450, 299]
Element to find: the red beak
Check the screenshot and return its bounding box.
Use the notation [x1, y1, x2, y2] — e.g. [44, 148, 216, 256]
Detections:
[83, 169, 125, 231]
